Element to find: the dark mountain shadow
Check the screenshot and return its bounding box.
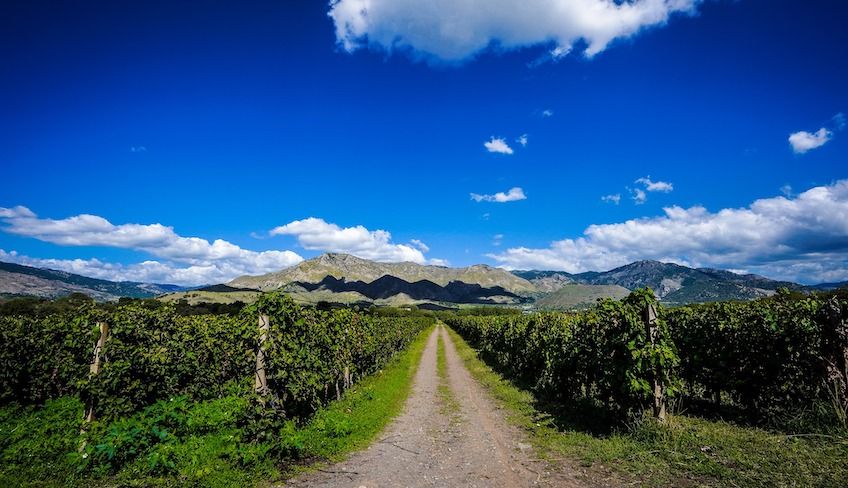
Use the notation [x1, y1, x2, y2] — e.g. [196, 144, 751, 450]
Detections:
[293, 274, 527, 304]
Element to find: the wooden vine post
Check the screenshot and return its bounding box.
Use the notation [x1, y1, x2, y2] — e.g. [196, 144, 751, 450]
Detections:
[643, 302, 667, 421]
[255, 314, 270, 400]
[823, 297, 847, 422]
[84, 321, 109, 423]
[79, 321, 109, 452]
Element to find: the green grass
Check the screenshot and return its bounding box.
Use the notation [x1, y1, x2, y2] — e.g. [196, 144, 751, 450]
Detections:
[0, 326, 434, 488]
[435, 327, 461, 418]
[445, 325, 848, 488]
[292, 325, 432, 463]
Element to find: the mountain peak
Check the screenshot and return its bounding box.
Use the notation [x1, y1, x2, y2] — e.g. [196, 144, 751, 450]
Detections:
[230, 254, 536, 293]
[317, 252, 360, 263]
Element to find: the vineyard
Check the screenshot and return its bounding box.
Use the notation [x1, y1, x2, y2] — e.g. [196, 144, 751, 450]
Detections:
[2, 288, 847, 486]
[443, 289, 848, 429]
[0, 293, 433, 485]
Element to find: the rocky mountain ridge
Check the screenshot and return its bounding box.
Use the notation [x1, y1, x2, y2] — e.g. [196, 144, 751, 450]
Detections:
[229, 252, 536, 294]
[0, 262, 183, 301]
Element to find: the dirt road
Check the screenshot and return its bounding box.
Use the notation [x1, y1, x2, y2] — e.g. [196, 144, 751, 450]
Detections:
[286, 324, 591, 488]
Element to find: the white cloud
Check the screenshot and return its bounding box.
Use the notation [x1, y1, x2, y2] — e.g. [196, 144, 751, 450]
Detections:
[601, 193, 621, 205]
[833, 112, 846, 131]
[329, 0, 701, 63]
[780, 185, 793, 198]
[635, 176, 673, 192]
[541, 109, 554, 117]
[470, 187, 527, 203]
[410, 239, 430, 253]
[0, 249, 277, 286]
[528, 45, 574, 67]
[789, 127, 832, 154]
[626, 176, 673, 205]
[484, 136, 514, 155]
[0, 207, 303, 285]
[270, 217, 431, 264]
[130, 146, 147, 153]
[428, 258, 450, 267]
[631, 188, 647, 204]
[0, 206, 36, 219]
[517, 134, 528, 147]
[493, 234, 504, 246]
[488, 180, 848, 283]
[788, 113, 847, 154]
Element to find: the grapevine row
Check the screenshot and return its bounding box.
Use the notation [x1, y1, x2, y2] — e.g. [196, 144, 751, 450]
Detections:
[443, 289, 848, 424]
[0, 293, 433, 422]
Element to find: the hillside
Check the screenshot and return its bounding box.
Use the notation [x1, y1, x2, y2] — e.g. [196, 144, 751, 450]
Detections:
[230, 253, 536, 294]
[807, 281, 848, 291]
[514, 260, 808, 304]
[579, 261, 800, 304]
[535, 284, 630, 310]
[512, 270, 575, 292]
[0, 261, 183, 301]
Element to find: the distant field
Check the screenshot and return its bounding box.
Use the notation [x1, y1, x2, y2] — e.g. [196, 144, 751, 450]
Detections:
[534, 283, 630, 309]
[159, 290, 261, 304]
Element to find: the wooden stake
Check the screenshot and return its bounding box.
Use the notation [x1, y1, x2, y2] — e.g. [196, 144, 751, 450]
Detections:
[643, 302, 666, 421]
[83, 321, 109, 423]
[80, 321, 109, 452]
[255, 314, 270, 397]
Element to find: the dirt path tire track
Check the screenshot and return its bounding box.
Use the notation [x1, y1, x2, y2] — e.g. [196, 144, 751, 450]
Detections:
[436, 325, 587, 488]
[285, 324, 593, 487]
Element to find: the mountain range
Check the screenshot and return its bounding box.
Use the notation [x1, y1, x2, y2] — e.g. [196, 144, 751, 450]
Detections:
[0, 262, 184, 301]
[514, 260, 806, 305]
[2, 254, 845, 308]
[229, 253, 536, 293]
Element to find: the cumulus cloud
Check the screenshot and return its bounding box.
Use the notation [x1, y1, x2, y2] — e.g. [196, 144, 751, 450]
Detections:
[789, 113, 846, 154]
[541, 109, 554, 117]
[635, 176, 674, 192]
[517, 134, 529, 147]
[626, 176, 673, 204]
[488, 180, 848, 283]
[484, 137, 514, 154]
[271, 217, 431, 264]
[601, 193, 621, 205]
[410, 239, 430, 253]
[329, 0, 701, 63]
[470, 187, 527, 203]
[0, 249, 287, 286]
[789, 128, 833, 154]
[631, 188, 647, 204]
[0, 206, 303, 285]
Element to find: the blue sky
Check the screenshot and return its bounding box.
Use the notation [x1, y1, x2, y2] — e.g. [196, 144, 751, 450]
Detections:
[1, 0, 847, 285]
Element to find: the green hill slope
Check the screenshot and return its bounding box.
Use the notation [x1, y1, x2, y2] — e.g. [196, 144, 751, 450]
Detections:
[535, 284, 631, 309]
